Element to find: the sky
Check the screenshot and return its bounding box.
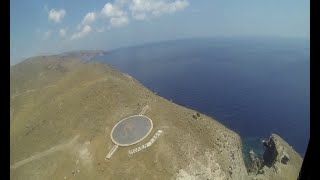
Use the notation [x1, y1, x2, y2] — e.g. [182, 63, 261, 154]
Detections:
[10, 0, 310, 65]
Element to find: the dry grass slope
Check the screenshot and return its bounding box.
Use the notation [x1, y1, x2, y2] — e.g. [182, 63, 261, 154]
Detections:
[11, 55, 249, 179]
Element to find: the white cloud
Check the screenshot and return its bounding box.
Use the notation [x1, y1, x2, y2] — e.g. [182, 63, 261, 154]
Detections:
[71, 25, 92, 40]
[129, 0, 189, 20]
[101, 3, 129, 27]
[100, 0, 189, 22]
[110, 16, 129, 27]
[77, 12, 97, 30]
[101, 3, 126, 17]
[68, 0, 189, 38]
[81, 12, 96, 26]
[59, 28, 67, 37]
[48, 9, 66, 23]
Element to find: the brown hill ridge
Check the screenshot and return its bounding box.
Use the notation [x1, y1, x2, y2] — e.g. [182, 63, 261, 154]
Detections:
[10, 54, 302, 180]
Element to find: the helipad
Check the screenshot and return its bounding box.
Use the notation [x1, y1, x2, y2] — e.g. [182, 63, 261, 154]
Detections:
[110, 115, 153, 146]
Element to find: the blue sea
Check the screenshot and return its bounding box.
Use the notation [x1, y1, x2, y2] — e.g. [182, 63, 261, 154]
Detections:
[94, 37, 310, 158]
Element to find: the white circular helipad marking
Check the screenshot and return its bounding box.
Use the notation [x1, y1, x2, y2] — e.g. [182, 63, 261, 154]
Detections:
[110, 115, 153, 147]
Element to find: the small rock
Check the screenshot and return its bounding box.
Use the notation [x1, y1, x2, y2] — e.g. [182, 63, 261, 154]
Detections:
[281, 152, 290, 164]
[258, 169, 264, 174]
[72, 169, 80, 176]
[273, 165, 279, 173]
[262, 140, 268, 149]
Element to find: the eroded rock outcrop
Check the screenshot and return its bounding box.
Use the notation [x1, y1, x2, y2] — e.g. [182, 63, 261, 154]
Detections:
[247, 150, 261, 174]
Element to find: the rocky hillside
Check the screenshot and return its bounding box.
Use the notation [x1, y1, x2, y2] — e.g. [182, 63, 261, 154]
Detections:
[10, 53, 302, 180]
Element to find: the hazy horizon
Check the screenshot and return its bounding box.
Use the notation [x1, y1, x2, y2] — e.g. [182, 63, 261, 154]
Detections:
[10, 36, 310, 66]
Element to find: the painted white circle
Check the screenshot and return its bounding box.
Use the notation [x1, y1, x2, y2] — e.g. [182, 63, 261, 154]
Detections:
[110, 115, 153, 146]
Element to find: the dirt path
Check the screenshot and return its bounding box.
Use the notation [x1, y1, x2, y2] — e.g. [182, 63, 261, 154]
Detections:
[10, 135, 79, 170]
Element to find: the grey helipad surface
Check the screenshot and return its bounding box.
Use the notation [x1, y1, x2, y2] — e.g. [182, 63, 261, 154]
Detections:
[111, 115, 153, 146]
